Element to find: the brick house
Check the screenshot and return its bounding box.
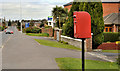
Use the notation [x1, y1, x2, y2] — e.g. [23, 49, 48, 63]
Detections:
[63, 2, 120, 32]
[104, 13, 120, 32]
[21, 20, 41, 28]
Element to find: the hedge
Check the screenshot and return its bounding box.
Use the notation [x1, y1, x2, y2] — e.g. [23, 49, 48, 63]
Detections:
[104, 32, 119, 42]
[25, 27, 41, 33]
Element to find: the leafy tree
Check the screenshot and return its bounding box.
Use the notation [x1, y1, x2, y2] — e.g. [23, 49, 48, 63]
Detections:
[63, 1, 104, 49]
[52, 6, 68, 28]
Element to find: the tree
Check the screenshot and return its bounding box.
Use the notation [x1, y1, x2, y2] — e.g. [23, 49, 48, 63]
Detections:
[8, 19, 11, 26]
[52, 6, 68, 28]
[63, 1, 104, 49]
[41, 19, 47, 24]
[29, 19, 34, 27]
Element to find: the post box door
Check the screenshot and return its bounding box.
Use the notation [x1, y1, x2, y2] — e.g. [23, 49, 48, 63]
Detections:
[73, 11, 91, 38]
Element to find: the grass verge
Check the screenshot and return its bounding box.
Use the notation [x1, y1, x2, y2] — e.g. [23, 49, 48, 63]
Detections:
[55, 57, 119, 70]
[102, 50, 120, 53]
[35, 39, 81, 51]
[26, 33, 49, 37]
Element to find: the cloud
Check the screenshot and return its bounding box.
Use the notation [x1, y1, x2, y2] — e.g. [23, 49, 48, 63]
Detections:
[0, 0, 119, 20]
[0, 0, 73, 20]
[0, 2, 58, 20]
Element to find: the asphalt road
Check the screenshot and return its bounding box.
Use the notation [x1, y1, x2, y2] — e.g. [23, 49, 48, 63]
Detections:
[2, 26, 116, 69]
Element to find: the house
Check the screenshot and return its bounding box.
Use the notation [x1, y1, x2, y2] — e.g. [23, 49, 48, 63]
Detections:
[64, 2, 120, 17]
[48, 16, 54, 28]
[63, 2, 120, 32]
[104, 13, 120, 32]
[21, 20, 41, 28]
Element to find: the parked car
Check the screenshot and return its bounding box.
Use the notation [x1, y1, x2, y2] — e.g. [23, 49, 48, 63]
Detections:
[5, 29, 13, 34]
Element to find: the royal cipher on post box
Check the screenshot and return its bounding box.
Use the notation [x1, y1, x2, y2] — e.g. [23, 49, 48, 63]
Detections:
[73, 11, 91, 38]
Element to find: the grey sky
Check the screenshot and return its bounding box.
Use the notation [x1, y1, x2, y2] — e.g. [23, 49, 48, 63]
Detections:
[0, 0, 119, 20]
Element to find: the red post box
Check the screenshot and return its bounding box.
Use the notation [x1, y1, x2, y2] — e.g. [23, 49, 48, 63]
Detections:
[73, 11, 91, 38]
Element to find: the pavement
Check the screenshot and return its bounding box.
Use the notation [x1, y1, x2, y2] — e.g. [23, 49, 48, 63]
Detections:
[1, 26, 118, 69]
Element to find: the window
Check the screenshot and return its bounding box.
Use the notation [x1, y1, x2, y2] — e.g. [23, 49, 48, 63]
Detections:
[109, 28, 112, 32]
[106, 28, 108, 32]
[49, 22, 51, 25]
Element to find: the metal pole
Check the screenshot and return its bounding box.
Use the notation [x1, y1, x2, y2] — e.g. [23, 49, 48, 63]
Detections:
[82, 38, 85, 71]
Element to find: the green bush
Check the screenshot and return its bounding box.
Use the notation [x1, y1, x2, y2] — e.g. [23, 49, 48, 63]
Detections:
[0, 26, 4, 31]
[32, 27, 41, 33]
[25, 27, 41, 33]
[40, 23, 44, 28]
[25, 27, 32, 33]
[17, 26, 21, 31]
[117, 55, 120, 65]
[104, 32, 119, 42]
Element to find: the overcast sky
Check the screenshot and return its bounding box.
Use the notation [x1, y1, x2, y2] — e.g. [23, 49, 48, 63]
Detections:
[0, 0, 119, 20]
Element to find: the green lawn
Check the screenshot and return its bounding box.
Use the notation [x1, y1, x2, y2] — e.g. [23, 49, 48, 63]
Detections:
[35, 39, 81, 51]
[55, 57, 119, 70]
[102, 50, 120, 53]
[26, 33, 49, 37]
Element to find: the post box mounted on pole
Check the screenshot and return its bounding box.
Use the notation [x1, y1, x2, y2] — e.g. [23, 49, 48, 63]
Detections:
[73, 11, 91, 71]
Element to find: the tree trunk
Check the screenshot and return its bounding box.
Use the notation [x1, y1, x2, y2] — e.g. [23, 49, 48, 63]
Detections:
[59, 15, 61, 28]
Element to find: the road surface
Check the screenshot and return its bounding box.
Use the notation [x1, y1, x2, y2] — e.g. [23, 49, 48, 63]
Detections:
[2, 26, 116, 69]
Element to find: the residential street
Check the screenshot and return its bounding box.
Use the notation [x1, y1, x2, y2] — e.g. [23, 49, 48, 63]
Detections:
[2, 26, 116, 69]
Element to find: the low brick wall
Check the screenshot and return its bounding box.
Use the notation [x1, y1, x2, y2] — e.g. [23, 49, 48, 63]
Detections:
[61, 35, 92, 52]
[42, 27, 53, 37]
[97, 43, 119, 50]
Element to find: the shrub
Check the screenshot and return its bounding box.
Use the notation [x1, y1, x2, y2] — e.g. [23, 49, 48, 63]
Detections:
[25, 27, 32, 33]
[104, 32, 119, 42]
[40, 23, 44, 28]
[17, 26, 21, 31]
[25, 27, 41, 33]
[117, 55, 120, 65]
[32, 27, 41, 33]
[0, 26, 4, 31]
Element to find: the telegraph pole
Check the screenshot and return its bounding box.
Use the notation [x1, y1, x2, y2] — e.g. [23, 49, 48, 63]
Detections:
[20, 0, 22, 33]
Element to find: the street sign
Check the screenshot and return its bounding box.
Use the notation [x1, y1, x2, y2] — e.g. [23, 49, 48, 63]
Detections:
[48, 16, 53, 21]
[25, 23, 30, 28]
[73, 11, 91, 71]
[73, 11, 91, 38]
